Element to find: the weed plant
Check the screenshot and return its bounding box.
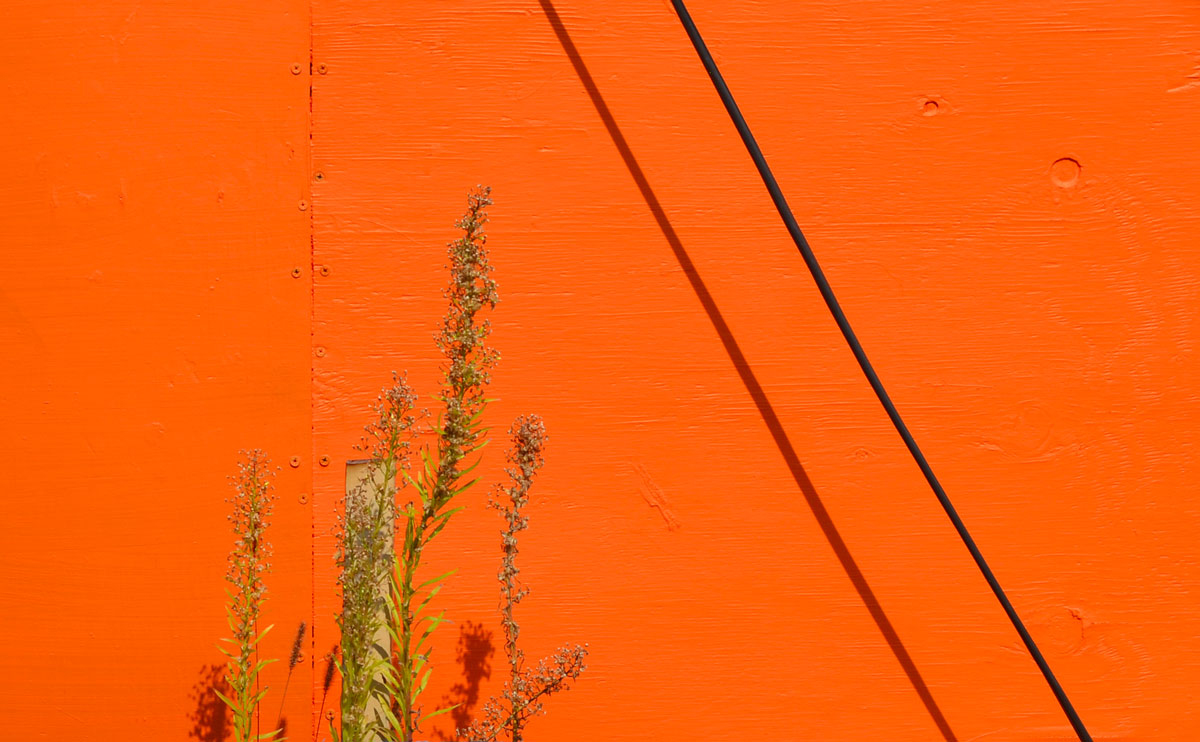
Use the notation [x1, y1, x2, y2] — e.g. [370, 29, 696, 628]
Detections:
[383, 187, 499, 742]
[217, 450, 282, 742]
[460, 417, 587, 742]
[324, 187, 587, 741]
[333, 379, 417, 742]
[334, 188, 498, 742]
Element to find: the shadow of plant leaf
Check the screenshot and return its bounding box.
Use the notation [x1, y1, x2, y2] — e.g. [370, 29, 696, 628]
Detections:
[431, 621, 494, 740]
[187, 663, 230, 742]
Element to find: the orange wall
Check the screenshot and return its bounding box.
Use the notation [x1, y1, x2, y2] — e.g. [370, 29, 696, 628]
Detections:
[4, 1, 1200, 740]
[0, 2, 314, 740]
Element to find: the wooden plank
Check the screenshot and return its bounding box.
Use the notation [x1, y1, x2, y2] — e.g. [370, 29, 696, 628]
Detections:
[311, 1, 1200, 740]
[344, 459, 394, 741]
[0, 2, 312, 739]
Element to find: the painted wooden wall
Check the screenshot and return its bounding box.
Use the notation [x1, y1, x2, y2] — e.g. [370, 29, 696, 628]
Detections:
[0, 1, 315, 739]
[3, 1, 1199, 740]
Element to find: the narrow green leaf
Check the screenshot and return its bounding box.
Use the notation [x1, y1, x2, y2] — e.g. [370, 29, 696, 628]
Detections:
[418, 704, 459, 723]
[212, 687, 237, 711]
[415, 568, 457, 591]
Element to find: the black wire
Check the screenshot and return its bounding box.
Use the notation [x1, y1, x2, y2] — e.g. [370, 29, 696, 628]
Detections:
[668, 2, 1093, 739]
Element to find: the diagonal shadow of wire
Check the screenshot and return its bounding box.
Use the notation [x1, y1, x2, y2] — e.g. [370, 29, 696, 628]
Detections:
[537, 3, 958, 740]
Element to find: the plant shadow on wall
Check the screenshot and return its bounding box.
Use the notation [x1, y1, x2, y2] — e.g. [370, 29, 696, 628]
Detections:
[186, 663, 230, 742]
[537, 2, 959, 741]
[430, 622, 496, 741]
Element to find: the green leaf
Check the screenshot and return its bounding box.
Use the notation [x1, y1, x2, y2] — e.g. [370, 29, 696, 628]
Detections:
[378, 701, 402, 730]
[415, 584, 443, 614]
[415, 568, 457, 591]
[415, 667, 432, 696]
[252, 623, 275, 645]
[401, 470, 427, 496]
[457, 456, 484, 478]
[212, 687, 237, 712]
[418, 704, 459, 723]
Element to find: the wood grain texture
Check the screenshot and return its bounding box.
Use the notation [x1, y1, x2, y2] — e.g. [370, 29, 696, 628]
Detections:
[1, 0, 1197, 740]
[0, 2, 312, 739]
[311, 1, 1200, 740]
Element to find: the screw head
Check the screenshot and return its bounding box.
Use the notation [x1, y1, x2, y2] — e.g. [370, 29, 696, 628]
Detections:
[290, 62, 303, 75]
[291, 267, 302, 278]
[298, 199, 309, 211]
[314, 171, 325, 182]
[319, 265, 331, 277]
[289, 456, 301, 468]
[325, 710, 335, 720]
[319, 455, 331, 467]
[298, 493, 309, 504]
[315, 346, 326, 358]
[318, 63, 328, 75]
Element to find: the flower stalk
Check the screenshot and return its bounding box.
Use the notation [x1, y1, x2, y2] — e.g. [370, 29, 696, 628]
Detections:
[382, 186, 500, 742]
[217, 450, 282, 742]
[462, 417, 588, 742]
[334, 379, 418, 742]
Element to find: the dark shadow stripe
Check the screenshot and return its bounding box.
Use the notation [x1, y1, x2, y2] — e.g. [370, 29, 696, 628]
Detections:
[537, 3, 958, 739]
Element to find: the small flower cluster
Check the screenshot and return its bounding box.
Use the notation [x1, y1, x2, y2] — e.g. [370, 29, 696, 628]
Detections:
[433, 186, 500, 505]
[495, 417, 545, 681]
[463, 644, 588, 742]
[460, 418, 588, 742]
[225, 450, 276, 617]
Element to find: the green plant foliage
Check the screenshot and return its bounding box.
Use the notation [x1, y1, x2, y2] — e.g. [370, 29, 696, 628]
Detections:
[331, 188, 587, 742]
[381, 186, 500, 742]
[218, 450, 283, 742]
[333, 187, 498, 742]
[334, 378, 418, 742]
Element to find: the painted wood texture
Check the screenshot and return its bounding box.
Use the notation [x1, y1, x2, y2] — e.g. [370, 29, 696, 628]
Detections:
[0, 2, 313, 740]
[1, 0, 1198, 741]
[311, 2, 1199, 740]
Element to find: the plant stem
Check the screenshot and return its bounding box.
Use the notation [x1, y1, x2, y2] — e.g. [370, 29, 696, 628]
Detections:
[387, 187, 498, 742]
[218, 450, 279, 742]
